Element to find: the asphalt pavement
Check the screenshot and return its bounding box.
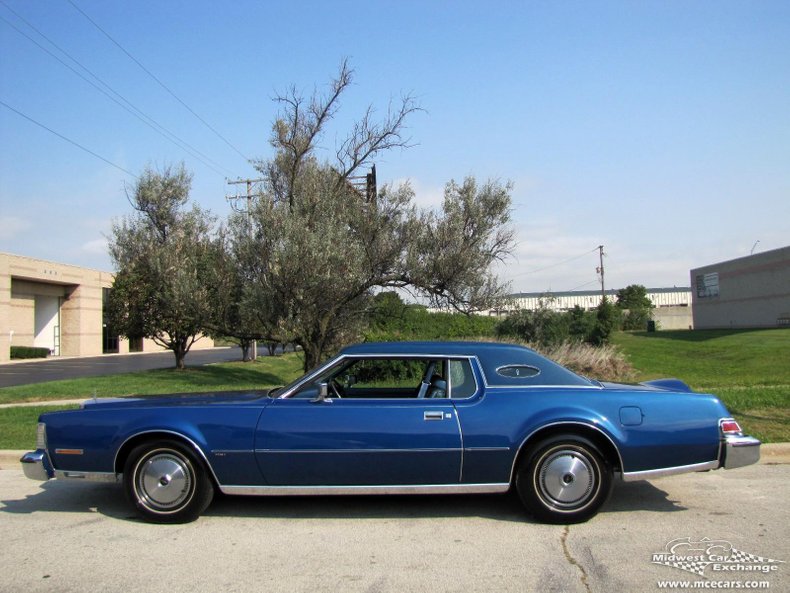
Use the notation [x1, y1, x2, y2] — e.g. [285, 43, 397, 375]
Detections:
[0, 347, 246, 388]
[0, 462, 787, 593]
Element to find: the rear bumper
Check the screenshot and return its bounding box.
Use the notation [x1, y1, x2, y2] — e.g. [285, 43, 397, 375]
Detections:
[722, 435, 761, 469]
[20, 450, 54, 481]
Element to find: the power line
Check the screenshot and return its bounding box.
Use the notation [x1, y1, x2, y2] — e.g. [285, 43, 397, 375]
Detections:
[66, 0, 252, 164]
[0, 5, 233, 177]
[0, 99, 137, 178]
[512, 246, 599, 278]
[564, 279, 601, 292]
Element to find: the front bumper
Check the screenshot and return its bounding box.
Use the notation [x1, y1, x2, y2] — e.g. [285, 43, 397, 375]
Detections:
[722, 434, 761, 469]
[20, 449, 54, 481]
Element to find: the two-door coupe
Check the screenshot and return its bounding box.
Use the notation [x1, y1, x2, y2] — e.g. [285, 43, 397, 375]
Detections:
[21, 341, 760, 523]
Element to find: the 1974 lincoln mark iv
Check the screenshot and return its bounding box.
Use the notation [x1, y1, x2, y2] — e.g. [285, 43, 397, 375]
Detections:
[21, 341, 760, 523]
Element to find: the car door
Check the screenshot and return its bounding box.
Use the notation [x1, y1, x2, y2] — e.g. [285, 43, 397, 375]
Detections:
[254, 357, 462, 486]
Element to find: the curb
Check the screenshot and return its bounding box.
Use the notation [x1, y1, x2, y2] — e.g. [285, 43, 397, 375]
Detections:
[2, 444, 789, 471]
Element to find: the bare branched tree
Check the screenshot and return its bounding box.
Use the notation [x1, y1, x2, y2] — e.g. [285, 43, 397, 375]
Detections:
[229, 62, 515, 371]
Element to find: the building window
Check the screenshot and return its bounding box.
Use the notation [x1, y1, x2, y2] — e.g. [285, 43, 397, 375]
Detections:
[102, 288, 119, 354]
[696, 273, 720, 298]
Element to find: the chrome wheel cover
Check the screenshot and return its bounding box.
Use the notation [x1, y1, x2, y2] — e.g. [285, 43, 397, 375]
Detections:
[535, 446, 598, 511]
[134, 449, 195, 513]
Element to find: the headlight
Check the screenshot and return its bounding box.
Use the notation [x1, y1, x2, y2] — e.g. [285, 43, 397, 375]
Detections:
[36, 423, 47, 450]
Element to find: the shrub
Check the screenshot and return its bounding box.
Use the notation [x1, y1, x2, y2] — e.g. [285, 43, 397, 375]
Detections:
[10, 346, 50, 359]
[494, 307, 570, 347]
[587, 298, 620, 345]
[365, 292, 498, 342]
[539, 341, 635, 382]
[478, 336, 635, 382]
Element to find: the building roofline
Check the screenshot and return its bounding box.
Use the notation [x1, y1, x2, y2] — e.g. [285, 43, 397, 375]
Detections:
[0, 251, 114, 276]
[507, 287, 691, 299]
[690, 245, 790, 272]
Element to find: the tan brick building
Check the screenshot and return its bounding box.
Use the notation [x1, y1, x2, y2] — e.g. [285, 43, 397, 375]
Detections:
[0, 253, 213, 363]
[690, 245, 790, 329]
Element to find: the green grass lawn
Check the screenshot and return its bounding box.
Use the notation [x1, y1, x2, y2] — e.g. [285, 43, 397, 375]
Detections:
[0, 353, 305, 449]
[0, 405, 80, 449]
[0, 352, 305, 404]
[612, 328, 790, 442]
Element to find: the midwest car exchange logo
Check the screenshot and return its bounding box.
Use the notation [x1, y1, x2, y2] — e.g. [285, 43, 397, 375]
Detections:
[652, 537, 784, 577]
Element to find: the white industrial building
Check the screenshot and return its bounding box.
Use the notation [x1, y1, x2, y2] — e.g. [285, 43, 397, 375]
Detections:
[500, 287, 692, 313]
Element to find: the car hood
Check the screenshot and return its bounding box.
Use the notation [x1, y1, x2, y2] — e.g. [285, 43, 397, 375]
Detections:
[79, 390, 271, 410]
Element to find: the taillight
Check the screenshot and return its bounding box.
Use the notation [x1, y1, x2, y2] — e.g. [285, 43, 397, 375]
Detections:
[720, 419, 742, 434]
[36, 422, 47, 449]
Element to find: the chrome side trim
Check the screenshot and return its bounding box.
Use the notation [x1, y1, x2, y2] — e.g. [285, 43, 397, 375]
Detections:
[255, 448, 462, 454]
[621, 460, 719, 482]
[465, 447, 510, 452]
[54, 470, 121, 483]
[219, 483, 510, 496]
[509, 421, 625, 482]
[211, 450, 253, 455]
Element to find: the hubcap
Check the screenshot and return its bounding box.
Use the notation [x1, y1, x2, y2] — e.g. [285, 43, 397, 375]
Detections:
[135, 451, 193, 511]
[537, 448, 596, 509]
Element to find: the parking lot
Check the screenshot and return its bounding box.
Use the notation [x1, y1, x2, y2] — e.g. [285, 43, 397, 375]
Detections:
[0, 461, 787, 593]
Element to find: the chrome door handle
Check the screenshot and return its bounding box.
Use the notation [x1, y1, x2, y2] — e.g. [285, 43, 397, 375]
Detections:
[424, 411, 444, 421]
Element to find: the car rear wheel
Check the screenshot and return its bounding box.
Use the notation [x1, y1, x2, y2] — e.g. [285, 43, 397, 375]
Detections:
[516, 435, 612, 524]
[123, 439, 214, 523]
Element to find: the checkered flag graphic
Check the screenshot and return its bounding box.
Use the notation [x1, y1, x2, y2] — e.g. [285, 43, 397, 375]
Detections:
[728, 548, 784, 565]
[653, 559, 710, 577]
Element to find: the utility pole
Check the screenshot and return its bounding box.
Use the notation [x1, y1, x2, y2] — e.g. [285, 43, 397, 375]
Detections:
[226, 177, 264, 220]
[225, 177, 265, 360]
[596, 245, 605, 304]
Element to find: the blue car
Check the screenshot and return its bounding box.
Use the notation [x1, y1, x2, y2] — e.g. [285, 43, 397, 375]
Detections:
[21, 341, 760, 524]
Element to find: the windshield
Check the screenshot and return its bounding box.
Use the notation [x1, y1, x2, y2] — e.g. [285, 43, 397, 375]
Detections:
[271, 353, 342, 397]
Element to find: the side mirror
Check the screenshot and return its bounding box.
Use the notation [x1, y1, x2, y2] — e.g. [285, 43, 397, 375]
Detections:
[311, 382, 329, 403]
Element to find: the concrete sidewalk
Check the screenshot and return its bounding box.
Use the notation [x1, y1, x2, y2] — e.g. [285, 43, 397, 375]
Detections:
[2, 443, 789, 470]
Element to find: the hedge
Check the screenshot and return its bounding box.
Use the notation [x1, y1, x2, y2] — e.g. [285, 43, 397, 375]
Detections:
[10, 346, 50, 359]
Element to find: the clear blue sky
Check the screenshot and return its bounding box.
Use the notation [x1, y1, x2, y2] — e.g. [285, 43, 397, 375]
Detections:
[1, 1, 788, 294]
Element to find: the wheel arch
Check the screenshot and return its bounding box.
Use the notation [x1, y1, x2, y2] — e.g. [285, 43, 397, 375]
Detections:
[114, 430, 220, 487]
[509, 421, 624, 484]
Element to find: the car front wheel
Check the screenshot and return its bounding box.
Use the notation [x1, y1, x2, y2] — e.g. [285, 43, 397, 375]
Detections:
[123, 439, 214, 523]
[516, 435, 613, 524]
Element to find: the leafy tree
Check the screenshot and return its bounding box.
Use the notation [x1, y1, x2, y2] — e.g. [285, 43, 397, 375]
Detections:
[206, 219, 296, 362]
[235, 61, 514, 371]
[568, 305, 596, 341]
[587, 298, 618, 346]
[616, 284, 654, 331]
[107, 165, 216, 369]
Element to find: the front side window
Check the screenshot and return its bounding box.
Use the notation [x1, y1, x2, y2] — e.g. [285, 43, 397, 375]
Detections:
[292, 357, 458, 399]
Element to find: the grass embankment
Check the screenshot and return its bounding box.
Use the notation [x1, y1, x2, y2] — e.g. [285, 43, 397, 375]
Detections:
[612, 329, 790, 442]
[1, 331, 787, 449]
[0, 353, 305, 450]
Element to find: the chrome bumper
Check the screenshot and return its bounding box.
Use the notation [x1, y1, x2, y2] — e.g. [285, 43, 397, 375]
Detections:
[722, 435, 761, 469]
[20, 450, 54, 481]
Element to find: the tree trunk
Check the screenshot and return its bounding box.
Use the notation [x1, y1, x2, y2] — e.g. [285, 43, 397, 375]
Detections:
[172, 337, 188, 369]
[301, 342, 322, 373]
[240, 339, 252, 362]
